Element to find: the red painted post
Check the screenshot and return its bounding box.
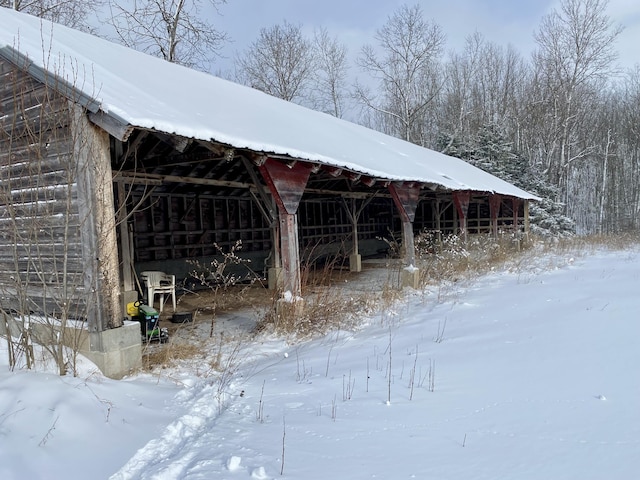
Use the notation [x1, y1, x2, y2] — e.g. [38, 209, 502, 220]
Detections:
[258, 158, 312, 297]
[388, 182, 421, 267]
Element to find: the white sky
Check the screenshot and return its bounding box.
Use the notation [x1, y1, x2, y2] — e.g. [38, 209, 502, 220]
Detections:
[214, 0, 640, 74]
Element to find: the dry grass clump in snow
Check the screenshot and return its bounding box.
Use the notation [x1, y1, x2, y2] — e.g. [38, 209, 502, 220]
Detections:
[255, 256, 391, 338]
[258, 287, 383, 339]
[415, 231, 533, 287]
[543, 231, 640, 252]
[142, 338, 203, 370]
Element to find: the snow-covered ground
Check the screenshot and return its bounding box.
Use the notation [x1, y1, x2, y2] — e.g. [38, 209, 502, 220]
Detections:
[1, 247, 639, 479]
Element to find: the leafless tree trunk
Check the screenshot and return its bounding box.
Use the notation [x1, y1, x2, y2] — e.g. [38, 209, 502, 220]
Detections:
[617, 68, 640, 230]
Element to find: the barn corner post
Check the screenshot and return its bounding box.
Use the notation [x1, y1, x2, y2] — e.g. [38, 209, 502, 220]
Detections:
[73, 106, 141, 378]
[258, 158, 312, 315]
[388, 182, 421, 289]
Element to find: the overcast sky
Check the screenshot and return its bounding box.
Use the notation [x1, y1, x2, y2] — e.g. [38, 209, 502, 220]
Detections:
[214, 0, 639, 74]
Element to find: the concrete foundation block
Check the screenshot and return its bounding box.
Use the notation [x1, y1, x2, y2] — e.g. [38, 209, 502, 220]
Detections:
[400, 267, 420, 290]
[81, 321, 142, 379]
[349, 253, 362, 272]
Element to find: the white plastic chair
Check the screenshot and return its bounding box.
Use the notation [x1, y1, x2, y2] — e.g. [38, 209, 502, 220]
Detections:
[140, 271, 176, 313]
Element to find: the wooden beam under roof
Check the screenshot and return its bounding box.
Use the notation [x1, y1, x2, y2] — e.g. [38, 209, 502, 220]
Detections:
[114, 171, 252, 189]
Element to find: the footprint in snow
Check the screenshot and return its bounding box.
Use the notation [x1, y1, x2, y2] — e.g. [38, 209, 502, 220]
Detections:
[226, 456, 242, 471]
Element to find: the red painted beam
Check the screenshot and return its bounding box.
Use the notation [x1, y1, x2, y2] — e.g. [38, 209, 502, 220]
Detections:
[258, 157, 313, 215]
[388, 182, 421, 222]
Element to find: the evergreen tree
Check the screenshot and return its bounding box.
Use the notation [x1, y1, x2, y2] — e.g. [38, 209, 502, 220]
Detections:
[438, 124, 576, 237]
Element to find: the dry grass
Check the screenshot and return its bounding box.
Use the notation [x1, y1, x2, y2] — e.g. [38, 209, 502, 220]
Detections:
[142, 339, 203, 370]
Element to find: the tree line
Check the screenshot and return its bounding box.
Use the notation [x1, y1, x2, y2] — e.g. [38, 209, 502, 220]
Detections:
[7, 0, 638, 235]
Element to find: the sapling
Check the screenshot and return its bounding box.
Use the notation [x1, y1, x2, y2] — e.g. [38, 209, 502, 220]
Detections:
[295, 349, 311, 383]
[280, 416, 286, 476]
[325, 344, 334, 377]
[38, 416, 59, 447]
[366, 357, 370, 393]
[256, 380, 265, 423]
[188, 240, 257, 338]
[428, 359, 436, 392]
[331, 395, 337, 421]
[409, 344, 418, 400]
[434, 317, 447, 343]
[387, 326, 392, 404]
[342, 371, 355, 401]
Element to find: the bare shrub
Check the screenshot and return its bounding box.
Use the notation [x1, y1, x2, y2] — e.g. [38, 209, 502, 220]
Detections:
[189, 240, 261, 337]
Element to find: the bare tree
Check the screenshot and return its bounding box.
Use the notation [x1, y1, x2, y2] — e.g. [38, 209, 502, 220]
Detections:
[108, 0, 228, 71]
[311, 27, 350, 118]
[235, 21, 316, 103]
[616, 67, 640, 230]
[532, 0, 622, 188]
[355, 4, 445, 146]
[1, 0, 103, 31]
[440, 33, 529, 153]
[439, 32, 484, 141]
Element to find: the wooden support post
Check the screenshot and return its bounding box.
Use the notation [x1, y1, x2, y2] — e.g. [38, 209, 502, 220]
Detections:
[279, 212, 300, 294]
[511, 197, 522, 250]
[341, 197, 373, 273]
[389, 182, 421, 289]
[258, 158, 312, 299]
[524, 200, 530, 235]
[115, 181, 139, 314]
[73, 106, 122, 334]
[512, 198, 521, 233]
[489, 194, 502, 239]
[433, 199, 443, 248]
[453, 191, 471, 243]
[115, 182, 134, 292]
[348, 198, 361, 272]
[269, 198, 283, 290]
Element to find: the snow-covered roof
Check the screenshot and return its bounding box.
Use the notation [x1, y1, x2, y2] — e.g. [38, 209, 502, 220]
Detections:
[0, 8, 538, 200]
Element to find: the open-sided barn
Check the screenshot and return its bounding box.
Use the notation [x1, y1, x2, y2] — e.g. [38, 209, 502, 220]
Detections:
[0, 8, 538, 378]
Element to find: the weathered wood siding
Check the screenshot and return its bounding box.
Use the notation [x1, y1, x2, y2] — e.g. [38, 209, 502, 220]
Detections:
[0, 59, 87, 319]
